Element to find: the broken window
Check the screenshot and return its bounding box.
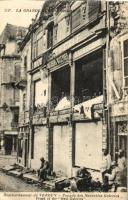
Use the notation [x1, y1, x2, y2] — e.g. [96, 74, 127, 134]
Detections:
[51, 66, 70, 110]
[75, 50, 103, 104]
[34, 79, 48, 112]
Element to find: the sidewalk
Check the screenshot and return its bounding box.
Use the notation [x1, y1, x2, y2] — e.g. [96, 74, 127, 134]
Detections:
[0, 164, 69, 191]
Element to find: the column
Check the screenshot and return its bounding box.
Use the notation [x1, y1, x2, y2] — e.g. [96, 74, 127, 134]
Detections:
[48, 72, 51, 111]
[0, 132, 5, 154]
[48, 126, 53, 169]
[68, 124, 75, 177]
[69, 53, 75, 177]
[70, 54, 75, 109]
[11, 136, 17, 156]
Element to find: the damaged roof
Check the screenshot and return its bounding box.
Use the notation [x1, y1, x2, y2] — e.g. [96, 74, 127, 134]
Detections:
[0, 23, 27, 44]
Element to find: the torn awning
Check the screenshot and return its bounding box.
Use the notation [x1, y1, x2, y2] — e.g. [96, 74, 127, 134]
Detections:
[55, 96, 71, 111]
[73, 95, 103, 119]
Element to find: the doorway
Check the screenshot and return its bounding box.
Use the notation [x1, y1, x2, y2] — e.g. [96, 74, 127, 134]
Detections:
[4, 135, 13, 155]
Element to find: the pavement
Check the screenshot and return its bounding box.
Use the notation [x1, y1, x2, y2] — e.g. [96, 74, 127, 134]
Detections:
[0, 166, 68, 192]
[0, 171, 44, 192]
[0, 155, 104, 192]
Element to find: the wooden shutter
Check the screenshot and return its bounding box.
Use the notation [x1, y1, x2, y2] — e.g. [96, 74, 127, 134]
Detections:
[88, 0, 101, 22]
[72, 7, 81, 30]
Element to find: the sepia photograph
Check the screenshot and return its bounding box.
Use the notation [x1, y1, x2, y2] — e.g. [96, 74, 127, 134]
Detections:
[0, 0, 127, 199]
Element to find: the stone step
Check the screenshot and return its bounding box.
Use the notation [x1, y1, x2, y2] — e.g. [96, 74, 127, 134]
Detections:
[7, 169, 23, 177]
[23, 172, 39, 183]
[1, 165, 17, 172]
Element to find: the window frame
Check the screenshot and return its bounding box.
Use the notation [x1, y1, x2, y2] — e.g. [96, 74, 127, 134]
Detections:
[33, 30, 43, 59]
[47, 24, 53, 49]
[36, 36, 43, 57]
[23, 93, 26, 111]
[121, 35, 128, 89]
[71, 5, 82, 31]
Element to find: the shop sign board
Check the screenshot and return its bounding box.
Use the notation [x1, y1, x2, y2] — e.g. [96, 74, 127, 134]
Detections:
[4, 131, 18, 135]
[47, 52, 69, 69]
[33, 57, 42, 68]
[111, 101, 128, 117]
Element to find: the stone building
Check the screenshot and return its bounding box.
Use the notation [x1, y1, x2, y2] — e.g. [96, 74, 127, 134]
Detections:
[0, 24, 26, 155]
[17, 0, 127, 179]
[107, 3, 128, 160]
[16, 28, 32, 167]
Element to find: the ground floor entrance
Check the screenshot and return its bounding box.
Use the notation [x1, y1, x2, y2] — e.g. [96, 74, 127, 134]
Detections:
[111, 119, 128, 160]
[0, 134, 17, 155]
[4, 135, 13, 155]
[75, 121, 103, 170]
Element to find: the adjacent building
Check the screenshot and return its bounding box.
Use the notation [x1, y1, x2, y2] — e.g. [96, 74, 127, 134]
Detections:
[0, 24, 26, 155]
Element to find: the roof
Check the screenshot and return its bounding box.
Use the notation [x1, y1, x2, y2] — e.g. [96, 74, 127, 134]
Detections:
[0, 23, 27, 44]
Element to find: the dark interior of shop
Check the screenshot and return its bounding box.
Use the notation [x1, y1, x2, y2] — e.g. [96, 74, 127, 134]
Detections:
[51, 50, 103, 108]
[75, 50, 103, 104]
[51, 66, 70, 107]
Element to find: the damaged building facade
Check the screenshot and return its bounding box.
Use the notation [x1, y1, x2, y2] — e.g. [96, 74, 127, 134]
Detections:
[0, 24, 26, 155]
[17, 0, 128, 178]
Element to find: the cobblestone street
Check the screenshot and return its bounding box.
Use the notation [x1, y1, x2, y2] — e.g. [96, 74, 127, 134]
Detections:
[0, 155, 46, 192]
[0, 171, 44, 192]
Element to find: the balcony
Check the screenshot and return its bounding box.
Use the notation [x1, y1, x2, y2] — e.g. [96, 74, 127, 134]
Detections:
[15, 74, 27, 90]
[1, 75, 16, 86]
[11, 121, 18, 130]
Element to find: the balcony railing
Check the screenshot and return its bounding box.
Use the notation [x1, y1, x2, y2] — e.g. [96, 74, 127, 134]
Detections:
[11, 121, 18, 130]
[15, 73, 27, 89]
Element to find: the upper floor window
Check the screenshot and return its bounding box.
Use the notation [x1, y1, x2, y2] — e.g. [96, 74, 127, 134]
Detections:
[123, 39, 128, 87]
[24, 55, 27, 68]
[47, 23, 53, 48]
[33, 33, 43, 59]
[23, 55, 27, 77]
[87, 0, 101, 22]
[33, 41, 37, 59]
[15, 64, 21, 81]
[34, 79, 48, 108]
[71, 6, 81, 30]
[71, 0, 101, 32]
[37, 36, 43, 56]
[23, 93, 26, 111]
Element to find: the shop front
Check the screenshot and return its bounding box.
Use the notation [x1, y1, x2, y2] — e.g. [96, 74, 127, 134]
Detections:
[111, 101, 128, 159]
[4, 131, 17, 156]
[31, 125, 48, 170]
[53, 124, 72, 177]
[75, 121, 103, 170]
